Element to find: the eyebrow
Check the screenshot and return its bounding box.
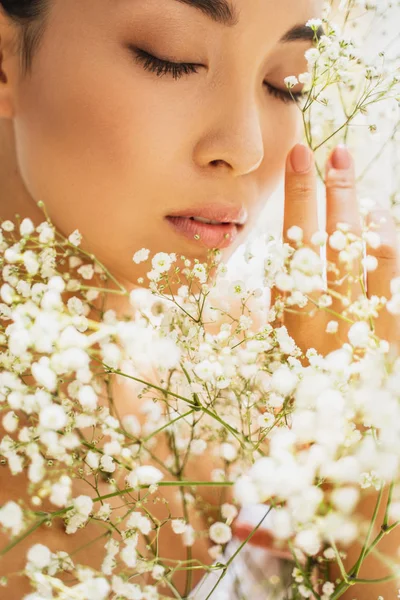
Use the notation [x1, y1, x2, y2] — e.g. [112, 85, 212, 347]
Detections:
[174, 0, 324, 43]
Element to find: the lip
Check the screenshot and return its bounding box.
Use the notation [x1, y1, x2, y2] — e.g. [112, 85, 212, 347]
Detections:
[167, 203, 248, 226]
[165, 216, 243, 249]
[165, 203, 247, 250]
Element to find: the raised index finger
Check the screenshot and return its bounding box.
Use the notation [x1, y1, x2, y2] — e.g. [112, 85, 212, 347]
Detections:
[283, 143, 318, 245]
[275, 143, 325, 355]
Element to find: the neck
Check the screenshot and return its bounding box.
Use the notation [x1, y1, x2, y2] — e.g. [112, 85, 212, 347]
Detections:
[0, 118, 45, 225]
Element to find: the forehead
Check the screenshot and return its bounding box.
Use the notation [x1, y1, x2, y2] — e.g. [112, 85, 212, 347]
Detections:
[174, 0, 324, 23]
[51, 0, 325, 52]
[113, 0, 324, 23]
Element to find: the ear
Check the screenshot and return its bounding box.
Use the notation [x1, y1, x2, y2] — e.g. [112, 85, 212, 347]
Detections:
[0, 13, 19, 119]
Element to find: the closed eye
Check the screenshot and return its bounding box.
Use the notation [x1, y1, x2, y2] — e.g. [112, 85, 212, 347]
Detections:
[131, 47, 307, 105]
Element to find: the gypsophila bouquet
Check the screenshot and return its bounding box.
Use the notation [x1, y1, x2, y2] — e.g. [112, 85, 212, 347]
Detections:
[1, 2, 400, 600]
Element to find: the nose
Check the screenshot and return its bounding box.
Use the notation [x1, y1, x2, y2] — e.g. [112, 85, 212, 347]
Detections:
[194, 91, 265, 177]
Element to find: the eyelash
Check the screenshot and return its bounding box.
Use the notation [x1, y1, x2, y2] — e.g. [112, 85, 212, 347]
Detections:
[132, 47, 306, 105]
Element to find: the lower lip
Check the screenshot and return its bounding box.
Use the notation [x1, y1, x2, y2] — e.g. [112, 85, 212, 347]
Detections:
[165, 216, 242, 249]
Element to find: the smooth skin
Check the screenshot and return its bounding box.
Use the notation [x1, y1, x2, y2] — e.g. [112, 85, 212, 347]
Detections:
[0, 0, 399, 598]
[0, 0, 321, 295]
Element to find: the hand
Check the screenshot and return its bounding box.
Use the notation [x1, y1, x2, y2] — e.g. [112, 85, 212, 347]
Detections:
[233, 143, 400, 554]
[231, 519, 293, 560]
[270, 142, 400, 357]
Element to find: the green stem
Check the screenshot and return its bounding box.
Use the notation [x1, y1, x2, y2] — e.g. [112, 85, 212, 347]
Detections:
[0, 516, 48, 556]
[353, 486, 384, 578]
[204, 506, 273, 600]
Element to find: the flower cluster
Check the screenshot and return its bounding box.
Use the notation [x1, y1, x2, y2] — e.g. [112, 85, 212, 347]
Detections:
[0, 1, 399, 599]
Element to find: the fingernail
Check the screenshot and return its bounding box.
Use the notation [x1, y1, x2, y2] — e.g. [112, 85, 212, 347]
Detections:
[331, 144, 351, 170]
[290, 143, 312, 174]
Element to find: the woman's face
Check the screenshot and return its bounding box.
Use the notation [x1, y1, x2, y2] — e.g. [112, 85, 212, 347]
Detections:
[9, 0, 322, 285]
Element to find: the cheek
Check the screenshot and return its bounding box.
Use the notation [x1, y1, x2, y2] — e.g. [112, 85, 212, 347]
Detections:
[260, 105, 302, 190]
[12, 39, 185, 243]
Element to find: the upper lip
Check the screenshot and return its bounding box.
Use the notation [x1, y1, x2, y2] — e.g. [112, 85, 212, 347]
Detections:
[166, 203, 248, 226]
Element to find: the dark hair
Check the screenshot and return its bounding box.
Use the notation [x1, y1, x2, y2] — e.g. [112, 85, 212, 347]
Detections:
[0, 0, 49, 75]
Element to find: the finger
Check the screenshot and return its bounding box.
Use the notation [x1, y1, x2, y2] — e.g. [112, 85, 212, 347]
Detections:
[232, 522, 293, 560]
[274, 143, 326, 355]
[283, 143, 318, 246]
[325, 145, 363, 328]
[365, 207, 400, 345]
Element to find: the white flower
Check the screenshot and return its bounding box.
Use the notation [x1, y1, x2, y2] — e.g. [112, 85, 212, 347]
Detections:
[209, 522, 232, 545]
[1, 219, 15, 231]
[122, 414, 141, 437]
[271, 365, 298, 396]
[362, 255, 378, 272]
[228, 279, 246, 297]
[121, 539, 138, 568]
[49, 476, 72, 507]
[96, 503, 112, 521]
[220, 443, 237, 462]
[77, 264, 94, 280]
[126, 465, 164, 488]
[36, 222, 54, 244]
[183, 524, 195, 547]
[78, 385, 98, 411]
[192, 263, 207, 283]
[291, 247, 322, 276]
[74, 495, 93, 516]
[100, 454, 116, 473]
[32, 358, 57, 392]
[194, 360, 219, 383]
[295, 527, 322, 556]
[2, 411, 18, 433]
[323, 548, 336, 560]
[68, 229, 82, 247]
[221, 503, 238, 524]
[298, 585, 312, 598]
[298, 72, 312, 86]
[127, 512, 152, 535]
[329, 230, 347, 251]
[387, 294, 400, 315]
[171, 519, 186, 534]
[67, 297, 85, 316]
[0, 501, 24, 535]
[287, 225, 303, 243]
[275, 326, 297, 355]
[5, 243, 21, 263]
[39, 404, 68, 430]
[305, 48, 320, 66]
[152, 565, 165, 580]
[152, 252, 173, 274]
[133, 248, 150, 264]
[74, 577, 111, 600]
[258, 412, 276, 428]
[390, 276, 400, 295]
[191, 439, 207, 455]
[1, 283, 14, 304]
[322, 582, 335, 597]
[284, 75, 299, 88]
[104, 440, 121, 456]
[275, 272, 294, 292]
[269, 508, 294, 540]
[331, 487, 360, 515]
[26, 544, 52, 569]
[348, 321, 371, 348]
[311, 230, 328, 247]
[326, 320, 339, 334]
[306, 18, 323, 28]
[20, 218, 35, 237]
